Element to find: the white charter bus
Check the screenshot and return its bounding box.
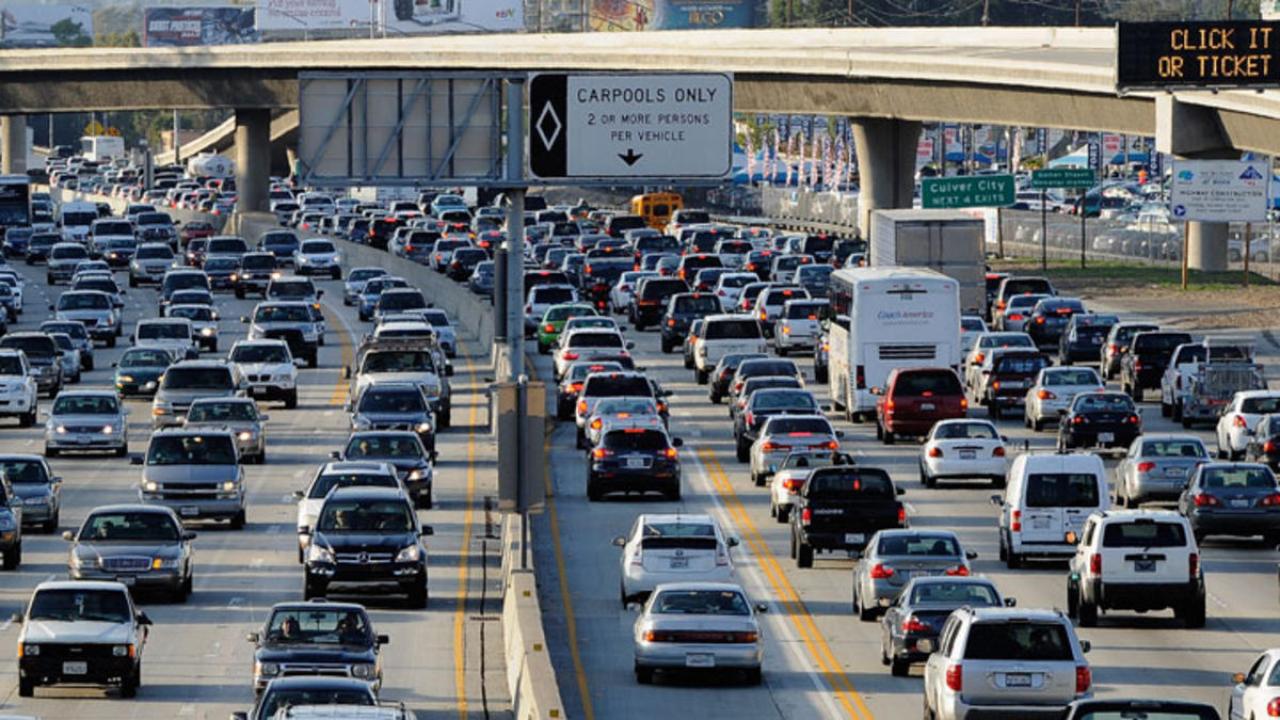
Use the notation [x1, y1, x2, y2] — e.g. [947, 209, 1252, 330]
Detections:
[828, 267, 961, 421]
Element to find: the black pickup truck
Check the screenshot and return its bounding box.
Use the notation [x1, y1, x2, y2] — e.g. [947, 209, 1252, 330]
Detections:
[789, 465, 906, 568]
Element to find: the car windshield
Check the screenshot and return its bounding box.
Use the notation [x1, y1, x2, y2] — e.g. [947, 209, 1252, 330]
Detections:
[52, 395, 118, 415]
[58, 293, 109, 310]
[1242, 396, 1280, 414]
[783, 302, 826, 320]
[0, 460, 46, 485]
[318, 499, 413, 532]
[1075, 394, 1135, 413]
[994, 354, 1047, 375]
[309, 473, 398, 499]
[752, 390, 816, 411]
[1201, 466, 1276, 489]
[265, 608, 370, 646]
[651, 589, 749, 616]
[1072, 709, 1213, 720]
[232, 345, 290, 364]
[362, 351, 432, 373]
[255, 306, 312, 323]
[704, 320, 762, 340]
[147, 434, 237, 465]
[1102, 521, 1187, 548]
[1026, 473, 1100, 507]
[359, 391, 424, 413]
[349, 269, 385, 283]
[204, 258, 238, 271]
[595, 398, 658, 415]
[567, 332, 623, 348]
[51, 246, 89, 260]
[533, 287, 574, 304]
[120, 349, 170, 368]
[877, 533, 959, 556]
[302, 241, 335, 253]
[964, 621, 1073, 661]
[1141, 440, 1206, 458]
[894, 372, 961, 395]
[163, 367, 231, 389]
[136, 246, 174, 260]
[806, 469, 894, 499]
[345, 435, 423, 459]
[1046, 370, 1099, 386]
[261, 689, 374, 718]
[138, 323, 189, 340]
[242, 255, 275, 271]
[380, 291, 427, 310]
[82, 511, 179, 541]
[673, 296, 721, 314]
[29, 589, 131, 624]
[933, 422, 998, 440]
[547, 305, 594, 322]
[602, 429, 668, 451]
[270, 282, 315, 298]
[764, 418, 831, 435]
[168, 306, 212, 321]
[187, 402, 256, 423]
[909, 582, 999, 606]
[0, 356, 21, 375]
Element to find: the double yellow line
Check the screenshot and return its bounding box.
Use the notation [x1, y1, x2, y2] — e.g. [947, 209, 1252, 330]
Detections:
[453, 344, 482, 720]
[698, 448, 875, 720]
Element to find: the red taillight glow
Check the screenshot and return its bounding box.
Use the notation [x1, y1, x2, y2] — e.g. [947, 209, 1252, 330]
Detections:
[993, 446, 1006, 457]
[897, 505, 907, 525]
[545, 323, 556, 332]
[664, 447, 678, 459]
[1089, 553, 1102, 574]
[1235, 415, 1249, 428]
[1266, 698, 1280, 717]
[1075, 666, 1091, 694]
[563, 352, 580, 360]
[1011, 510, 1022, 532]
[945, 663, 963, 691]
[1268, 441, 1278, 454]
[869, 563, 894, 579]
[592, 448, 609, 459]
[801, 507, 812, 525]
[944, 565, 970, 576]
[1189, 552, 1199, 578]
[901, 616, 930, 633]
[928, 447, 943, 458]
[1038, 389, 1056, 400]
[1193, 493, 1220, 507]
[1137, 461, 1156, 473]
[1008, 313, 1024, 321]
[782, 477, 804, 493]
[1262, 493, 1280, 507]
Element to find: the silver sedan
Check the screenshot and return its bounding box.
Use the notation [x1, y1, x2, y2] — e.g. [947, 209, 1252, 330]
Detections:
[851, 529, 976, 621]
[632, 582, 765, 686]
[1114, 433, 1209, 507]
[44, 390, 129, 457]
[184, 397, 269, 464]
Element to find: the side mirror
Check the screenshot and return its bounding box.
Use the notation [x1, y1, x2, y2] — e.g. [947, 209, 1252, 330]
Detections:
[316, 290, 324, 298]
[330, 451, 342, 460]
[47, 304, 54, 311]
[989, 494, 1003, 507]
[611, 536, 626, 547]
[768, 464, 778, 474]
[9, 612, 22, 624]
[182, 531, 197, 541]
[231, 713, 249, 720]
[246, 632, 259, 643]
[240, 316, 249, 323]
[965, 550, 978, 560]
[446, 365, 455, 377]
[420, 526, 434, 536]
[376, 634, 390, 645]
[259, 414, 270, 422]
[298, 525, 310, 536]
[51, 476, 62, 484]
[62, 530, 74, 541]
[670, 437, 684, 448]
[342, 366, 352, 380]
[1080, 640, 1091, 654]
[130, 455, 144, 465]
[626, 341, 636, 350]
[1004, 597, 1017, 607]
[137, 612, 153, 626]
[626, 602, 643, 613]
[896, 487, 906, 496]
[836, 430, 846, 439]
[728, 537, 740, 548]
[870, 387, 882, 396]
[1056, 408, 1068, 416]
[110, 362, 118, 368]
[754, 603, 769, 614]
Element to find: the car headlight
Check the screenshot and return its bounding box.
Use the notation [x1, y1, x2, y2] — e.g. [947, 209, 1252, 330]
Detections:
[237, 431, 253, 441]
[112, 644, 133, 657]
[221, 480, 238, 493]
[23, 644, 38, 657]
[351, 662, 375, 679]
[421, 383, 441, 398]
[153, 406, 168, 416]
[308, 544, 334, 563]
[151, 557, 179, 570]
[142, 480, 158, 492]
[408, 467, 428, 481]
[101, 424, 115, 435]
[354, 418, 371, 430]
[200, 327, 214, 337]
[54, 425, 67, 434]
[415, 422, 433, 434]
[23, 496, 46, 506]
[395, 544, 421, 563]
[229, 273, 239, 281]
[256, 661, 279, 677]
[117, 374, 134, 383]
[142, 381, 157, 391]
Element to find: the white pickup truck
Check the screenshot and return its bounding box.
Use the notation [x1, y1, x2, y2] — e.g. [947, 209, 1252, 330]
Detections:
[1160, 337, 1263, 426]
[692, 315, 768, 384]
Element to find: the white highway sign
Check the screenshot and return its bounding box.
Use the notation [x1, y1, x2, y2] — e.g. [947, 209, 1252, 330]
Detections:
[1170, 159, 1270, 223]
[528, 73, 733, 181]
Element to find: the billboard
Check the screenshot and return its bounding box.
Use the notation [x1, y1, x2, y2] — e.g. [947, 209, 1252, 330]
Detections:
[144, 7, 258, 46]
[0, 5, 92, 48]
[589, 0, 754, 30]
[256, 0, 522, 36]
[1170, 159, 1270, 223]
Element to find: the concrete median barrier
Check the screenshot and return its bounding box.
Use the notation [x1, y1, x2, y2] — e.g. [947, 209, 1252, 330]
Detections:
[501, 514, 566, 720]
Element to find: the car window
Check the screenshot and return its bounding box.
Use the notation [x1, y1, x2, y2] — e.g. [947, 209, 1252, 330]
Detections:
[163, 367, 231, 389]
[345, 435, 424, 459]
[651, 589, 749, 616]
[1046, 370, 1099, 386]
[254, 306, 312, 323]
[266, 608, 370, 645]
[806, 469, 893, 499]
[1101, 521, 1186, 548]
[1134, 333, 1192, 352]
[763, 417, 832, 435]
[933, 423, 998, 441]
[595, 398, 658, 415]
[83, 511, 179, 541]
[963, 622, 1073, 661]
[567, 332, 624, 348]
[261, 689, 374, 718]
[1242, 396, 1280, 414]
[909, 582, 999, 606]
[187, 402, 257, 423]
[358, 391, 425, 413]
[317, 499, 413, 532]
[29, 589, 131, 624]
[52, 395, 118, 415]
[752, 390, 816, 411]
[121, 349, 171, 367]
[585, 376, 651, 397]
[877, 534, 959, 556]
[1075, 394, 1136, 413]
[309, 473, 398, 499]
[147, 434, 237, 465]
[602, 429, 668, 451]
[232, 344, 291, 364]
[0, 460, 47, 485]
[1025, 473, 1100, 508]
[1201, 466, 1276, 489]
[893, 371, 961, 395]
[994, 354, 1047, 375]
[1141, 440, 1206, 458]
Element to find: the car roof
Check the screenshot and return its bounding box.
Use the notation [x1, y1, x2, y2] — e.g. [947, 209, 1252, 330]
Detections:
[963, 607, 1067, 623]
[34, 579, 131, 593]
[53, 389, 119, 399]
[321, 461, 396, 474]
[637, 513, 715, 526]
[651, 581, 746, 593]
[325, 486, 409, 502]
[85, 503, 179, 517]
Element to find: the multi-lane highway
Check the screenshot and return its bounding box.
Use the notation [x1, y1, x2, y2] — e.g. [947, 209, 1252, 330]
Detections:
[0, 255, 509, 719]
[533, 299, 1280, 720]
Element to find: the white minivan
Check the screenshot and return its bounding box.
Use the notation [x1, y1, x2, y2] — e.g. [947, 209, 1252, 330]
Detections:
[993, 451, 1108, 568]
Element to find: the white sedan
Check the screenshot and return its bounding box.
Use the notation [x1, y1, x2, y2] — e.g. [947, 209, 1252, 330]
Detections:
[919, 419, 1007, 488]
[610, 271, 658, 315]
[1023, 366, 1104, 432]
[613, 513, 737, 606]
[1228, 648, 1280, 720]
[1217, 391, 1280, 460]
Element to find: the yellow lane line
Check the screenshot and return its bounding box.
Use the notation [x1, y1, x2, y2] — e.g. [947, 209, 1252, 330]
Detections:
[454, 342, 481, 720]
[323, 304, 355, 407]
[698, 448, 874, 720]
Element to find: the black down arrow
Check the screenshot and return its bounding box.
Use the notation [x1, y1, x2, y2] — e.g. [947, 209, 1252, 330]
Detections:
[618, 149, 643, 166]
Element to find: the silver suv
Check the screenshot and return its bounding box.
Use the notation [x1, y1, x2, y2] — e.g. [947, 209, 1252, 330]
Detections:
[923, 607, 1092, 720]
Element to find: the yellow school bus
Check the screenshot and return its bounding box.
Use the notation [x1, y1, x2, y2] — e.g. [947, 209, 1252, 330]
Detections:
[630, 192, 683, 231]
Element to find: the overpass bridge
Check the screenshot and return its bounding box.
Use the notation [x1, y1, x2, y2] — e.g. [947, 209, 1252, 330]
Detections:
[1, 26, 1275, 267]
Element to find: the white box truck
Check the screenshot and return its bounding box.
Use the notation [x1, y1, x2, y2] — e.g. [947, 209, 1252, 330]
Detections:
[827, 267, 961, 422]
[869, 209, 986, 317]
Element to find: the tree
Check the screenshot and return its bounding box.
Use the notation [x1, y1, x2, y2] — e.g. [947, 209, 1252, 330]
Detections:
[94, 30, 141, 47]
[50, 18, 91, 47]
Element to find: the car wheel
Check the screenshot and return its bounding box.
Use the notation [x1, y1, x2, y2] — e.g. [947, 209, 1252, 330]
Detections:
[883, 428, 896, 445]
[44, 446, 58, 458]
[796, 537, 814, 568]
[890, 657, 909, 678]
[407, 579, 429, 609]
[119, 666, 140, 698]
[744, 667, 763, 686]
[1161, 400, 1171, 418]
[635, 664, 654, 685]
[285, 390, 298, 410]
[115, 444, 128, 458]
[695, 368, 709, 384]
[303, 579, 324, 600]
[84, 356, 94, 372]
[586, 478, 603, 502]
[106, 335, 116, 348]
[1031, 416, 1043, 432]
[19, 408, 35, 427]
[1077, 598, 1098, 627]
[230, 509, 246, 530]
[307, 351, 318, 369]
[776, 505, 790, 523]
[18, 678, 33, 697]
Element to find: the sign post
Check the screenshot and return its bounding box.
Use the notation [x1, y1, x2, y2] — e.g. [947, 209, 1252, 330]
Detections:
[1030, 168, 1095, 270]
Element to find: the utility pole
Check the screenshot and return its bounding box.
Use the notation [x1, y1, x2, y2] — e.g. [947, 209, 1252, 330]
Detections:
[1227, 0, 1235, 19]
[981, 0, 990, 26]
[1074, 0, 1081, 26]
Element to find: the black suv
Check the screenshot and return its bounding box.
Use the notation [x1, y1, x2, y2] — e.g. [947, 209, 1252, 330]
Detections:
[248, 599, 388, 693]
[789, 464, 906, 568]
[1057, 313, 1118, 366]
[586, 428, 684, 502]
[629, 277, 689, 331]
[303, 486, 431, 607]
[235, 252, 277, 299]
[1121, 330, 1193, 402]
[659, 292, 721, 354]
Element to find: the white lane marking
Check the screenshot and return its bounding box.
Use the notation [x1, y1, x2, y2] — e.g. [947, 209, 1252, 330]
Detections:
[251, 557, 265, 569]
[687, 452, 843, 720]
[178, 704, 196, 715]
[204, 641, 221, 658]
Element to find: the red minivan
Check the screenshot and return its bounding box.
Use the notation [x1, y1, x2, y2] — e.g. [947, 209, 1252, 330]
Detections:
[874, 367, 968, 444]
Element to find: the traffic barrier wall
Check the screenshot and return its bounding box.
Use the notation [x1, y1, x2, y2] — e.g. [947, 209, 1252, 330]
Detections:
[501, 514, 565, 720]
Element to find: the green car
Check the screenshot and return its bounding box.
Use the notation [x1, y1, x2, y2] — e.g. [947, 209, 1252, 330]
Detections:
[113, 347, 174, 397]
[537, 303, 599, 354]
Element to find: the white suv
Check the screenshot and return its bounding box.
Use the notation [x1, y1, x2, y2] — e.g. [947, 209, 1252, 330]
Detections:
[228, 339, 299, 409]
[1066, 510, 1205, 628]
[923, 607, 1092, 720]
[0, 350, 38, 427]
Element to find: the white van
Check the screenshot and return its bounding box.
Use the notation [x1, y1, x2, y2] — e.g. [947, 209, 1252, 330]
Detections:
[827, 267, 961, 421]
[58, 201, 99, 243]
[993, 451, 1108, 568]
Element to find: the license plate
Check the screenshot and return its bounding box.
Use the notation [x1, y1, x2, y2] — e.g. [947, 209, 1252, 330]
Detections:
[1031, 517, 1051, 529]
[1165, 467, 1186, 477]
[626, 458, 647, 469]
[669, 558, 689, 569]
[116, 575, 136, 586]
[1098, 432, 1115, 443]
[1005, 673, 1032, 687]
[685, 653, 716, 668]
[920, 403, 935, 411]
[845, 533, 865, 545]
[1134, 559, 1156, 572]
[77, 436, 92, 445]
[62, 661, 87, 675]
[959, 450, 976, 460]
[249, 387, 265, 396]
[180, 506, 199, 517]
[1230, 499, 1250, 508]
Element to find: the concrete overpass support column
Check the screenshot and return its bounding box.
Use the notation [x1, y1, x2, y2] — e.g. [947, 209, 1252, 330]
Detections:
[1, 116, 27, 175]
[235, 108, 270, 214]
[1156, 96, 1236, 272]
[852, 117, 922, 239]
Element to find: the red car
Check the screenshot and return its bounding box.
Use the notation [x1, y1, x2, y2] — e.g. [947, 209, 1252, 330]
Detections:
[874, 367, 968, 444]
[179, 220, 214, 248]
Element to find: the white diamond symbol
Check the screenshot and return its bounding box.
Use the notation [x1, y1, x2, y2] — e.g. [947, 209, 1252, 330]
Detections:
[536, 101, 562, 151]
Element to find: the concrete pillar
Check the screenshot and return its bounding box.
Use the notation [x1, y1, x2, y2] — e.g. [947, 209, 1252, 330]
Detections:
[234, 108, 271, 215]
[1, 115, 27, 175]
[851, 117, 922, 239]
[1156, 96, 1236, 272]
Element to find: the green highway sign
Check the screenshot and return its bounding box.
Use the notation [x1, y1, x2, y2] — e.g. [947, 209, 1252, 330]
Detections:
[1030, 167, 1096, 190]
[921, 174, 1016, 209]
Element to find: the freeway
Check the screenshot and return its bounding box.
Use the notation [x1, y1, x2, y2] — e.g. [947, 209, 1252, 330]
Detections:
[0, 256, 508, 718]
[532, 302, 1280, 719]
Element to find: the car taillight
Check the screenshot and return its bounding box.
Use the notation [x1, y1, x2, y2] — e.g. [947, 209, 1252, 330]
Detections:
[825, 440, 839, 450]
[901, 615, 930, 633]
[761, 441, 778, 451]
[944, 565, 970, 576]
[1075, 666, 1091, 694]
[590, 418, 602, 430]
[782, 477, 804, 493]
[1035, 316, 1045, 325]
[973, 352, 985, 364]
[1189, 552, 1199, 578]
[1235, 415, 1249, 428]
[897, 505, 907, 525]
[801, 507, 812, 525]
[996, 299, 1007, 310]
[1011, 510, 1021, 532]
[1037, 389, 1056, 400]
[928, 447, 943, 458]
[577, 400, 588, 415]
[1133, 461, 1159, 474]
[869, 563, 894, 579]
[759, 310, 768, 321]
[562, 352, 580, 361]
[1125, 414, 1140, 425]
[885, 399, 895, 413]
[667, 318, 676, 327]
[1072, 415, 1087, 425]
[1262, 493, 1280, 507]
[734, 381, 744, 393]
[1193, 492, 1221, 507]
[991, 381, 1001, 391]
[1008, 313, 1024, 321]
[1089, 553, 1101, 574]
[1267, 698, 1280, 718]
[1133, 360, 1143, 371]
[960, 397, 968, 411]
[545, 323, 556, 332]
[993, 446, 1006, 457]
[569, 382, 583, 393]
[1268, 441, 1278, 454]
[744, 411, 755, 427]
[945, 663, 963, 691]
[592, 448, 610, 459]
